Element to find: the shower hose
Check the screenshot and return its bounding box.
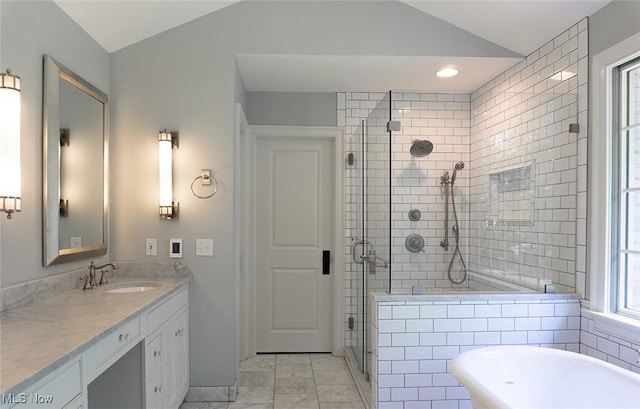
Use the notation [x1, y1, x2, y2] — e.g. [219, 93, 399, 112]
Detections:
[448, 184, 468, 284]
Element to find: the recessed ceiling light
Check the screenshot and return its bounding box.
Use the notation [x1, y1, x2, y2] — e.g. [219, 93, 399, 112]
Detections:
[436, 68, 459, 78]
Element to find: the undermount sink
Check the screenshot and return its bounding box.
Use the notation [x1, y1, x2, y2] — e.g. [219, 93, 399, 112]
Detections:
[104, 282, 162, 293]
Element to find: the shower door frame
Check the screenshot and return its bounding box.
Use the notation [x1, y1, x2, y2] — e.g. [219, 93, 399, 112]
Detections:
[351, 91, 393, 378]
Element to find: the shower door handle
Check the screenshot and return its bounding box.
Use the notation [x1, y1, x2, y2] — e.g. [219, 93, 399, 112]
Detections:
[323, 250, 330, 275]
[351, 240, 366, 265]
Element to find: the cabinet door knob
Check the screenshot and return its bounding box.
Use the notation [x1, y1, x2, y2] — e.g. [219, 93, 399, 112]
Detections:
[119, 334, 123, 342]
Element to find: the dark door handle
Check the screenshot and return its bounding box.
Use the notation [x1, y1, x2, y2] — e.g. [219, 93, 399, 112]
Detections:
[323, 250, 330, 275]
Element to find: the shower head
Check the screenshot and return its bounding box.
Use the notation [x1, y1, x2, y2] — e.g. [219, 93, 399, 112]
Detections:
[410, 139, 434, 158]
[451, 161, 465, 184]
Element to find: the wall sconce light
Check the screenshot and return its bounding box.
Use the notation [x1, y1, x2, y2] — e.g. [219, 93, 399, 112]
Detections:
[0, 69, 22, 219]
[159, 129, 178, 219]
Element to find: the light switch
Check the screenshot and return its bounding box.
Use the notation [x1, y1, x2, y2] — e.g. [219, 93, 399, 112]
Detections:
[196, 239, 214, 256]
[146, 238, 157, 256]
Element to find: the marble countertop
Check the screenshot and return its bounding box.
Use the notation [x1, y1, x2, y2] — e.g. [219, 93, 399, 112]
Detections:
[0, 275, 190, 395]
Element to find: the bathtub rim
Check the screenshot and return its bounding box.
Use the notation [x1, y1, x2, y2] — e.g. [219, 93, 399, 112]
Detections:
[451, 345, 640, 409]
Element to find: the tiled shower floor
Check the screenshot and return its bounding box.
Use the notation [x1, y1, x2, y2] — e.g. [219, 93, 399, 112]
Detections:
[180, 353, 365, 409]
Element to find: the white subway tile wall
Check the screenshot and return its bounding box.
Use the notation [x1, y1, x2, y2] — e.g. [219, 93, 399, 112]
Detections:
[468, 19, 588, 294]
[339, 18, 588, 350]
[340, 91, 472, 349]
[373, 295, 581, 409]
[580, 314, 640, 375]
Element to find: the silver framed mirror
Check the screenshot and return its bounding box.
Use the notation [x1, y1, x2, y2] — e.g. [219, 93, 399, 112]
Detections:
[43, 55, 108, 266]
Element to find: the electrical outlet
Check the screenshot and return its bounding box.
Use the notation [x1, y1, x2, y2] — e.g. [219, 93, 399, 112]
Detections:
[195, 239, 214, 256]
[71, 237, 82, 248]
[146, 238, 157, 256]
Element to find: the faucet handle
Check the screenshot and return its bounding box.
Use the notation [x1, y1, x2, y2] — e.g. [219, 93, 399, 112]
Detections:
[99, 270, 109, 285]
[80, 274, 90, 290]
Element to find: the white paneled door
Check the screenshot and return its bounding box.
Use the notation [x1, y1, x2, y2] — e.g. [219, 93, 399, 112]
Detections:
[255, 134, 334, 352]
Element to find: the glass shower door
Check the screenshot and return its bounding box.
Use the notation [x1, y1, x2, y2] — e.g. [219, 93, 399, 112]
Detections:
[351, 91, 392, 378]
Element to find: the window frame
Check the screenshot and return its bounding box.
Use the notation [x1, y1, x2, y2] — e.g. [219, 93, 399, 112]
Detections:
[615, 57, 640, 320]
[589, 32, 640, 322]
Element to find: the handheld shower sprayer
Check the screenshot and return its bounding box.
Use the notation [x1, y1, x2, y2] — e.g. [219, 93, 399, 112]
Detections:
[451, 161, 465, 184]
[440, 161, 467, 284]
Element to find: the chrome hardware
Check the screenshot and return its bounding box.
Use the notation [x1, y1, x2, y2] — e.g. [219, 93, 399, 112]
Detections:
[84, 261, 119, 289]
[80, 274, 91, 290]
[351, 239, 368, 265]
[569, 123, 580, 134]
[387, 120, 401, 132]
[98, 270, 109, 285]
[406, 234, 425, 253]
[118, 333, 130, 342]
[360, 253, 389, 268]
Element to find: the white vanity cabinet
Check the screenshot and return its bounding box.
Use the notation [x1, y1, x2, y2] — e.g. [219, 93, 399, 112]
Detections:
[2, 280, 190, 409]
[145, 287, 189, 409]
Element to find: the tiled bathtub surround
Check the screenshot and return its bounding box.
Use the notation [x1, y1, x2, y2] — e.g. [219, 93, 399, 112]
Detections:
[371, 293, 581, 409]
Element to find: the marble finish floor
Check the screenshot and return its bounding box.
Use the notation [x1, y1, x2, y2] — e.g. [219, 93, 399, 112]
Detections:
[180, 354, 365, 409]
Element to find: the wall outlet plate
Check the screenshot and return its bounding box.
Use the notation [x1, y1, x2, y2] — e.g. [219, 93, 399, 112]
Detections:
[70, 237, 82, 248]
[169, 238, 183, 258]
[195, 239, 214, 256]
[146, 238, 157, 256]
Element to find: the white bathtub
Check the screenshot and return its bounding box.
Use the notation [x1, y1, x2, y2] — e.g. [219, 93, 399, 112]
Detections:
[451, 345, 640, 409]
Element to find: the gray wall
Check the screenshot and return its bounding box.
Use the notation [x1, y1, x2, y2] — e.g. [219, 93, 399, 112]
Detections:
[589, 1, 640, 56]
[109, 0, 518, 388]
[0, 0, 109, 287]
[246, 92, 337, 126]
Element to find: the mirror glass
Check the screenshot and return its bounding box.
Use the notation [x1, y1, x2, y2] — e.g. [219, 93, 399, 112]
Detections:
[43, 55, 108, 266]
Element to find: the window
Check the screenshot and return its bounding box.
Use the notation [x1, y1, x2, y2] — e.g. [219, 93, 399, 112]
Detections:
[616, 57, 640, 318]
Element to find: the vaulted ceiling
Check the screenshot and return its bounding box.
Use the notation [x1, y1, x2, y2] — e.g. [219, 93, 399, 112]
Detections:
[52, 0, 610, 92]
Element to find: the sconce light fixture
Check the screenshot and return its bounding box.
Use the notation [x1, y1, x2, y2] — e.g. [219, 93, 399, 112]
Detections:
[159, 129, 178, 219]
[0, 69, 22, 219]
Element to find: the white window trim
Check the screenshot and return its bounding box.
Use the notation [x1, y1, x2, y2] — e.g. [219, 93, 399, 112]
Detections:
[589, 32, 640, 321]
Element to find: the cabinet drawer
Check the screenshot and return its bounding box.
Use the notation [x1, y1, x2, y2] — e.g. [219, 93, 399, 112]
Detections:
[147, 287, 188, 335]
[145, 332, 162, 378]
[145, 370, 163, 409]
[7, 360, 82, 409]
[95, 316, 140, 366]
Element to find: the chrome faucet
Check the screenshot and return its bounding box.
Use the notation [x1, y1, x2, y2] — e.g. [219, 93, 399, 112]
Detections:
[81, 261, 118, 290]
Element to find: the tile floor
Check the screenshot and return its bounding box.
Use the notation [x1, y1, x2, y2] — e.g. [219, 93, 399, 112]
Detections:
[180, 354, 365, 409]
